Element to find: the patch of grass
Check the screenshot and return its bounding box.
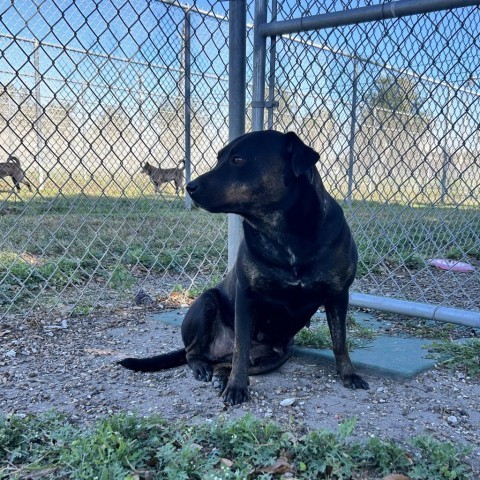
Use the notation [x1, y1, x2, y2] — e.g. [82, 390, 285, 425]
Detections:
[0, 412, 473, 479]
[295, 314, 376, 351]
[409, 435, 474, 480]
[0, 194, 228, 312]
[0, 254, 85, 306]
[346, 201, 480, 275]
[0, 192, 478, 315]
[295, 323, 334, 350]
[70, 304, 94, 317]
[108, 264, 136, 289]
[401, 319, 463, 340]
[357, 435, 412, 475]
[427, 339, 480, 378]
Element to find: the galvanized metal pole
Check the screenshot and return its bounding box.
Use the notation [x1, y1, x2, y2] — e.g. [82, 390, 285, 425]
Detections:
[184, 9, 192, 209]
[350, 292, 480, 328]
[346, 57, 358, 206]
[251, 0, 268, 131]
[227, 0, 247, 269]
[266, 0, 278, 130]
[137, 74, 145, 167]
[259, 0, 480, 36]
[34, 40, 44, 189]
[440, 87, 451, 204]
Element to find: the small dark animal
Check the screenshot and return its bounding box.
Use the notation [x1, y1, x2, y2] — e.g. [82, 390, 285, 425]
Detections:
[120, 131, 369, 405]
[0, 155, 32, 192]
[142, 160, 185, 194]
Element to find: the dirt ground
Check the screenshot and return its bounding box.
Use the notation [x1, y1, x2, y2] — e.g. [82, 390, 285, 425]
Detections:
[1, 304, 479, 474]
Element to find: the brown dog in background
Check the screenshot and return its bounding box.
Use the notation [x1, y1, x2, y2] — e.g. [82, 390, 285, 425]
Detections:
[0, 155, 32, 193]
[142, 160, 185, 194]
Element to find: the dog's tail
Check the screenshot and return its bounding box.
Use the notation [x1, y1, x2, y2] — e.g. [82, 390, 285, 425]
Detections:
[7, 155, 20, 166]
[118, 348, 187, 372]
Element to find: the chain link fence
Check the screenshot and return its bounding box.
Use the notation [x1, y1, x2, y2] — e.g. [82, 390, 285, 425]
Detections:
[0, 0, 478, 320]
[0, 0, 240, 318]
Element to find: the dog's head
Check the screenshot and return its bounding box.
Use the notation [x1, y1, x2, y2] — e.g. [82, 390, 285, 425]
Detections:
[186, 131, 319, 215]
[141, 162, 154, 175]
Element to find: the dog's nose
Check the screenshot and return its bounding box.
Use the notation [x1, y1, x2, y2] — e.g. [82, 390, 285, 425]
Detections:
[186, 181, 198, 195]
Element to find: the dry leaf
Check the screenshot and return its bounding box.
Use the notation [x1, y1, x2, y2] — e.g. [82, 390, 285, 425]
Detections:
[255, 456, 293, 475]
[220, 457, 234, 468]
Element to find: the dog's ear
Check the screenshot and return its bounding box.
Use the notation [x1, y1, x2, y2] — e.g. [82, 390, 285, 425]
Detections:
[285, 131, 319, 177]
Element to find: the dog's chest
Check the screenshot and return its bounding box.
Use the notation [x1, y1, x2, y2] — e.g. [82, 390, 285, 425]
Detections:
[253, 263, 330, 306]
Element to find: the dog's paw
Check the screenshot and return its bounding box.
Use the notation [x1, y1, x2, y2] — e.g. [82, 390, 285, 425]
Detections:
[222, 382, 250, 405]
[212, 374, 228, 392]
[190, 362, 213, 382]
[342, 373, 369, 390]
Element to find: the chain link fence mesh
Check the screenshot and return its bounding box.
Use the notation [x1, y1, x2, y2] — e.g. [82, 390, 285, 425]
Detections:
[268, 2, 479, 312]
[0, 1, 478, 320]
[0, 0, 237, 318]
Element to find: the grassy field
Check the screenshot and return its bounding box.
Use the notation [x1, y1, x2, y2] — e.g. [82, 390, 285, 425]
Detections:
[0, 191, 227, 313]
[0, 187, 478, 315]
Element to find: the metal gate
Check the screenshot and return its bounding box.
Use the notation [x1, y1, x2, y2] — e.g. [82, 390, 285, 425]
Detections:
[247, 0, 480, 325]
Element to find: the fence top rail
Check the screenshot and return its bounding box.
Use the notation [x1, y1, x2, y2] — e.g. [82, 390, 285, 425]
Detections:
[259, 0, 480, 37]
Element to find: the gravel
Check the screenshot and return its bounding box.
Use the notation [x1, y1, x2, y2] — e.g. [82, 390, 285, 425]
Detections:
[0, 304, 479, 474]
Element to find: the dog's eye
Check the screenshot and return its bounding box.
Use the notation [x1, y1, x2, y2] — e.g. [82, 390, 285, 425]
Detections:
[231, 156, 245, 165]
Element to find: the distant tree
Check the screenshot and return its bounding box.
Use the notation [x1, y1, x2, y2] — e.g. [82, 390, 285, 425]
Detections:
[359, 74, 429, 138]
[363, 75, 422, 115]
[356, 74, 433, 189]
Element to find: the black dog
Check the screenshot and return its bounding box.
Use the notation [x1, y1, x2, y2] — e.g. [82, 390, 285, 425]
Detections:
[0, 155, 32, 192]
[120, 131, 369, 405]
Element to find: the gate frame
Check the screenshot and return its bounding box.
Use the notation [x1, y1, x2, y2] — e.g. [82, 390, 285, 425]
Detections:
[228, 0, 480, 327]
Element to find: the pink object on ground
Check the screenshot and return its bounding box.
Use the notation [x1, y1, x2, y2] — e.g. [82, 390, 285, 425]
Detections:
[427, 258, 475, 272]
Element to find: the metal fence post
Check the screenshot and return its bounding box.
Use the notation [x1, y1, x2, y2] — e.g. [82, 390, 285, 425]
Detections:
[440, 87, 451, 203]
[227, 0, 247, 269]
[252, 0, 268, 131]
[267, 0, 278, 130]
[34, 40, 44, 189]
[183, 8, 192, 209]
[346, 56, 358, 205]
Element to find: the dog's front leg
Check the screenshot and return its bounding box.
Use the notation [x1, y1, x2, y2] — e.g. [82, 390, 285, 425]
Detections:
[221, 282, 253, 405]
[325, 290, 369, 390]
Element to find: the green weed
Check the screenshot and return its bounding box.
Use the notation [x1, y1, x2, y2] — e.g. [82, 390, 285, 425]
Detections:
[108, 265, 136, 289]
[0, 412, 474, 479]
[427, 339, 480, 378]
[295, 314, 376, 351]
[409, 436, 473, 480]
[357, 436, 412, 475]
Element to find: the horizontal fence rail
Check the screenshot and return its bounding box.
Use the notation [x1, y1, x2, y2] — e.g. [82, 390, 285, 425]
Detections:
[259, 0, 480, 35]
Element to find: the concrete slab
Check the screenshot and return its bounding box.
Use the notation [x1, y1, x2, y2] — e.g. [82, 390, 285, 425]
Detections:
[150, 309, 436, 379]
[293, 336, 436, 379]
[152, 308, 188, 327]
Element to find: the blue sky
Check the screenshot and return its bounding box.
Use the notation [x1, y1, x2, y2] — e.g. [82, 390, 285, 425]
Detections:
[1, 1, 478, 126]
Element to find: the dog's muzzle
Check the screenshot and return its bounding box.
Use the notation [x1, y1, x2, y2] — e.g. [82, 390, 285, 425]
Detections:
[186, 180, 198, 196]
